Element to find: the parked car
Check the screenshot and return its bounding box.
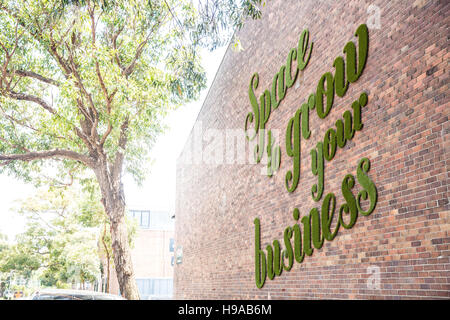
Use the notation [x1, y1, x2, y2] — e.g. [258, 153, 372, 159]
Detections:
[30, 289, 126, 300]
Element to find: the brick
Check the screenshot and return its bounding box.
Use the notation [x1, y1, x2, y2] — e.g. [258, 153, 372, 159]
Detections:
[174, 0, 449, 300]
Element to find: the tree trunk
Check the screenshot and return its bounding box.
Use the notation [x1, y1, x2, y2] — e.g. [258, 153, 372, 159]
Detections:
[95, 162, 140, 300]
[109, 213, 140, 300]
[101, 224, 111, 293]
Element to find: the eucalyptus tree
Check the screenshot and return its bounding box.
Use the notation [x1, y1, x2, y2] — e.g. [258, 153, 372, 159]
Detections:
[0, 0, 266, 298]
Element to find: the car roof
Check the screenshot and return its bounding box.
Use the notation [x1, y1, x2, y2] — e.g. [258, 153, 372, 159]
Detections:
[33, 289, 125, 299]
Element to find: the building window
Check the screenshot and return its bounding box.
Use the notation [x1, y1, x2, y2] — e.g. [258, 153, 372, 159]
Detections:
[169, 238, 174, 252]
[141, 211, 150, 228]
[128, 210, 174, 230]
[136, 278, 173, 300]
[151, 212, 167, 229]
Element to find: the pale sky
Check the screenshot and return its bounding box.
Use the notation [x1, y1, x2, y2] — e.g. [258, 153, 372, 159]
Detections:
[0, 46, 228, 242]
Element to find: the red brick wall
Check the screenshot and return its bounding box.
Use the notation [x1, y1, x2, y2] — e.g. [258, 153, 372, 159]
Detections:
[174, 0, 449, 299]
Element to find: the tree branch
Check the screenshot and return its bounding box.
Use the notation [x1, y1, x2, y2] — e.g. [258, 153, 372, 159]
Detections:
[89, 5, 112, 112]
[0, 136, 30, 153]
[65, 43, 99, 142]
[122, 12, 169, 78]
[0, 4, 72, 78]
[110, 25, 125, 71]
[0, 108, 73, 142]
[7, 90, 57, 115]
[10, 69, 60, 86]
[99, 123, 112, 147]
[0, 149, 94, 167]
